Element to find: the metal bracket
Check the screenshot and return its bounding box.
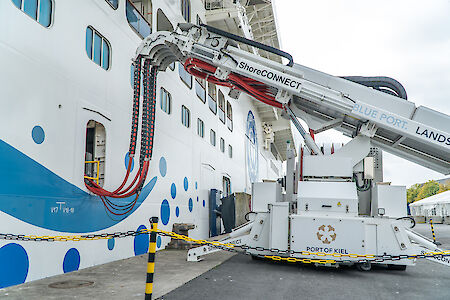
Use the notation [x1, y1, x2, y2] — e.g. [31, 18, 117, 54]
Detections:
[214, 67, 230, 80]
[275, 89, 292, 104]
[391, 224, 408, 251]
[359, 122, 377, 138]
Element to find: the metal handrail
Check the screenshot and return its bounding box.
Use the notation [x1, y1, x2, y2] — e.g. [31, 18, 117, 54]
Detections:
[84, 160, 100, 184]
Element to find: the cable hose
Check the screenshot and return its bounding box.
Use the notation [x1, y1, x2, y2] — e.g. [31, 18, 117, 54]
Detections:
[244, 211, 257, 222]
[396, 216, 416, 228]
[84, 58, 158, 215]
[353, 174, 372, 192]
[184, 58, 282, 109]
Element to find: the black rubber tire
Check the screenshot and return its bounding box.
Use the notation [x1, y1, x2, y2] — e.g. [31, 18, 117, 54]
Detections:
[355, 262, 372, 271]
[251, 255, 265, 261]
[387, 264, 407, 271]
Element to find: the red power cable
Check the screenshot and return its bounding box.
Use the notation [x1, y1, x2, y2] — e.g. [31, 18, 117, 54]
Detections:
[86, 56, 282, 214]
[84, 58, 157, 215]
[184, 58, 283, 109]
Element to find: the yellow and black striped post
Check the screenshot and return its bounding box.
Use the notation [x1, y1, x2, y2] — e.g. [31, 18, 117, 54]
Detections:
[430, 219, 437, 244]
[145, 217, 158, 300]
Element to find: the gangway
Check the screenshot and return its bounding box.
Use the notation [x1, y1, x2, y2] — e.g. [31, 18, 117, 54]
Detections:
[135, 23, 450, 270]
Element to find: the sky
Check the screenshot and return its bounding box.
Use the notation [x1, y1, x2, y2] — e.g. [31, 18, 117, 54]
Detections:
[273, 0, 450, 188]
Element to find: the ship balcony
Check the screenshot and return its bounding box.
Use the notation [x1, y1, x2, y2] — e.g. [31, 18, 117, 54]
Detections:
[203, 0, 253, 39]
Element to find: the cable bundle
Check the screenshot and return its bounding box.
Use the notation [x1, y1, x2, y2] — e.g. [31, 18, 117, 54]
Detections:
[184, 58, 283, 109]
[84, 56, 158, 215]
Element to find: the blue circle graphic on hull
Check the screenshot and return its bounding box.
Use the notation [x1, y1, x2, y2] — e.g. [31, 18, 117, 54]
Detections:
[161, 199, 170, 225]
[156, 236, 162, 248]
[134, 225, 149, 255]
[159, 157, 167, 177]
[124, 152, 135, 172]
[183, 177, 188, 191]
[195, 182, 198, 190]
[171, 183, 176, 199]
[63, 248, 80, 273]
[175, 206, 180, 217]
[0, 243, 29, 288]
[107, 238, 115, 251]
[202, 200, 206, 207]
[32, 126, 45, 144]
[197, 196, 199, 202]
[0, 138, 159, 234]
[189, 198, 193, 212]
[246, 111, 259, 183]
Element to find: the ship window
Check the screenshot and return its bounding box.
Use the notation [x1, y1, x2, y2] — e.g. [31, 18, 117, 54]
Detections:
[93, 33, 102, 65]
[208, 82, 217, 114]
[102, 40, 110, 69]
[157, 8, 173, 31]
[223, 176, 231, 197]
[12, 0, 21, 8]
[195, 79, 206, 103]
[226, 101, 233, 131]
[228, 145, 233, 158]
[24, 0, 38, 20]
[178, 63, 192, 89]
[130, 64, 134, 87]
[84, 120, 106, 188]
[181, 105, 190, 128]
[106, 0, 118, 9]
[220, 138, 225, 153]
[12, 0, 53, 27]
[160, 88, 171, 114]
[126, 0, 151, 38]
[86, 27, 93, 58]
[181, 0, 190, 22]
[197, 118, 204, 138]
[86, 26, 111, 70]
[210, 129, 216, 146]
[218, 90, 225, 123]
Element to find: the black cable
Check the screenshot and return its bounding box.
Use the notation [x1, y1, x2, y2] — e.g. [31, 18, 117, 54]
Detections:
[341, 76, 407, 100]
[200, 24, 294, 67]
[396, 216, 416, 228]
[245, 211, 257, 222]
[353, 174, 372, 192]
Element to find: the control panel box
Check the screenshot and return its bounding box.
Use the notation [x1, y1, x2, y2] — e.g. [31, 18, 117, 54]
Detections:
[252, 182, 281, 212]
[297, 181, 358, 216]
[372, 184, 406, 218]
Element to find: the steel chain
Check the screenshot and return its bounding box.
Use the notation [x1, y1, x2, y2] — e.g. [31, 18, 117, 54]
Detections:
[153, 229, 450, 264]
[1, 229, 449, 266]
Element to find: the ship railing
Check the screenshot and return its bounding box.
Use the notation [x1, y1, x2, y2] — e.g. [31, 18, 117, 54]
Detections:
[204, 0, 238, 11]
[84, 160, 100, 184]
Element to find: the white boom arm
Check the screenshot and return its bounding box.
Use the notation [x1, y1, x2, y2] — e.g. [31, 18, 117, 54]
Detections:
[137, 23, 449, 174]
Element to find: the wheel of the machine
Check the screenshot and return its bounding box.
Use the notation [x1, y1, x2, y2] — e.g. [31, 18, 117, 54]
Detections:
[355, 261, 372, 271]
[387, 264, 407, 271]
[251, 255, 264, 261]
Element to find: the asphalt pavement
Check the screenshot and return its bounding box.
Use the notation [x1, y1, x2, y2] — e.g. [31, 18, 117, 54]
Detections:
[162, 223, 450, 300]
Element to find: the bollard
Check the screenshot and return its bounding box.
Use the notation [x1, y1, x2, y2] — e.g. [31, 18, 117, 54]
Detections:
[430, 219, 437, 244]
[145, 217, 159, 300]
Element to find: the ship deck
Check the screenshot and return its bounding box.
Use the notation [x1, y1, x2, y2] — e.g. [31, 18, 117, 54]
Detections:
[1, 223, 449, 300]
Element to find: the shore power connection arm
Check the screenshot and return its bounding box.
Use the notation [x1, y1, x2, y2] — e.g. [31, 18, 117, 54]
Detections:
[136, 24, 450, 269]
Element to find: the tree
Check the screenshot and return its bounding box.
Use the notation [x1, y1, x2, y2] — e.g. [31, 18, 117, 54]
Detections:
[439, 183, 450, 193]
[416, 180, 440, 201]
[407, 183, 421, 203]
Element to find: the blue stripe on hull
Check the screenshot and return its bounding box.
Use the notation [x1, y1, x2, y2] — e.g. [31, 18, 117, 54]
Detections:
[0, 139, 157, 233]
